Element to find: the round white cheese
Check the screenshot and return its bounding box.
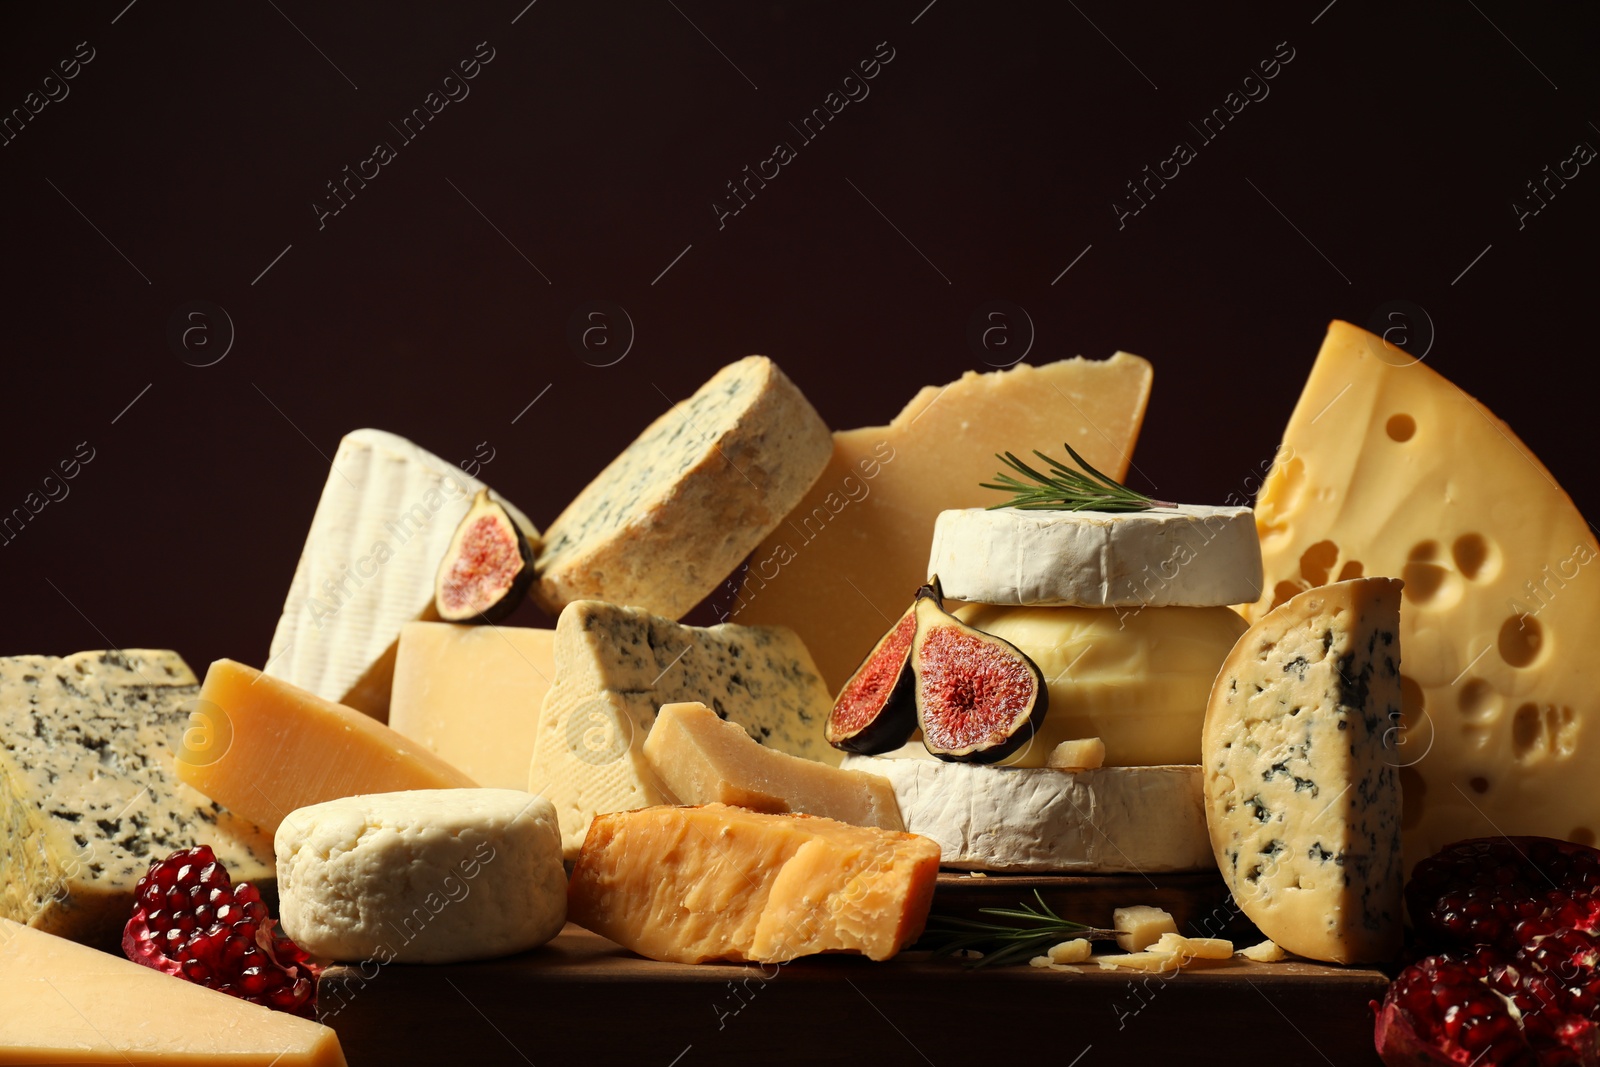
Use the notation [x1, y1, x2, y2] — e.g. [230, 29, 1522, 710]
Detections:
[276, 788, 566, 964]
[953, 603, 1248, 766]
[842, 757, 1210, 873]
[928, 505, 1263, 608]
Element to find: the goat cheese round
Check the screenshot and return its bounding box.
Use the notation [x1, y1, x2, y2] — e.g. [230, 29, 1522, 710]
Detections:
[928, 505, 1263, 608]
[842, 757, 1210, 873]
[276, 789, 566, 964]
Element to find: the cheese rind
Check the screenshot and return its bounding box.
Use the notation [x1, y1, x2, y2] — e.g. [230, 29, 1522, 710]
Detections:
[177, 660, 477, 835]
[566, 803, 939, 964]
[0, 918, 347, 1064]
[388, 622, 555, 790]
[535, 356, 831, 620]
[267, 428, 536, 721]
[842, 757, 1211, 872]
[951, 604, 1249, 766]
[1248, 320, 1600, 873]
[530, 601, 838, 858]
[644, 702, 902, 829]
[732, 354, 1154, 689]
[0, 650, 273, 947]
[1204, 578, 1404, 965]
[276, 789, 565, 964]
[929, 505, 1262, 608]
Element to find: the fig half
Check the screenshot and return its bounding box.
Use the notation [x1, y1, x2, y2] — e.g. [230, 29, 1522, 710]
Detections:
[912, 580, 1048, 763]
[434, 489, 535, 623]
[824, 580, 936, 754]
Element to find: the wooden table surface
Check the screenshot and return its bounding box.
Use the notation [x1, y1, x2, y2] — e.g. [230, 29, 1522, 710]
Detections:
[321, 921, 1389, 1066]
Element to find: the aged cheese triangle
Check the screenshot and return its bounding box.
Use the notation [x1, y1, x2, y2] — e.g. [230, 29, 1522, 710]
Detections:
[0, 918, 346, 1064]
[266, 429, 536, 722]
[1246, 320, 1600, 872]
[728, 355, 1153, 688]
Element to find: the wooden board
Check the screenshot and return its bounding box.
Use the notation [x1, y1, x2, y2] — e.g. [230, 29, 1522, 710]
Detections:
[320, 922, 1388, 1066]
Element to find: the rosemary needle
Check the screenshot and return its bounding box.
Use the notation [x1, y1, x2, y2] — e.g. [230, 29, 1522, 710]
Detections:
[981, 442, 1173, 512]
[920, 890, 1118, 968]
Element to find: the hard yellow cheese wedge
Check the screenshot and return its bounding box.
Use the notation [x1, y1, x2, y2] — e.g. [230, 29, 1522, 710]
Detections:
[644, 702, 903, 829]
[1248, 320, 1600, 869]
[177, 660, 476, 835]
[0, 918, 346, 1065]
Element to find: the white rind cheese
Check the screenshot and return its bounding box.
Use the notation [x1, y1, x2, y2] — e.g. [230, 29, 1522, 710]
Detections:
[276, 789, 565, 964]
[266, 429, 536, 721]
[1203, 577, 1404, 965]
[929, 505, 1262, 608]
[841, 756, 1211, 872]
[0, 650, 274, 946]
[530, 600, 838, 858]
[534, 356, 831, 621]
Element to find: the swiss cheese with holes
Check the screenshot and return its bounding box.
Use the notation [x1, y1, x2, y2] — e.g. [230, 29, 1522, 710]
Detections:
[1246, 320, 1600, 873]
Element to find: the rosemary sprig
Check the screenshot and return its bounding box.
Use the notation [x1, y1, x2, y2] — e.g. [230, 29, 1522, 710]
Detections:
[919, 890, 1118, 968]
[982, 442, 1173, 512]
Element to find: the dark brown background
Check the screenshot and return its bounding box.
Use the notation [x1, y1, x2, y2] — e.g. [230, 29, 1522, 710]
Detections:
[2, 1, 1596, 665]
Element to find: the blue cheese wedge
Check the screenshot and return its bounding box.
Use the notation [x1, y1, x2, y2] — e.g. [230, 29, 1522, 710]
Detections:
[0, 650, 275, 946]
[1202, 577, 1404, 964]
[529, 600, 838, 857]
[928, 504, 1263, 608]
[266, 428, 537, 721]
[534, 356, 831, 620]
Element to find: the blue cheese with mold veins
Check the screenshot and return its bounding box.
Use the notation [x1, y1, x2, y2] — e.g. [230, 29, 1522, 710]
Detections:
[0, 650, 274, 946]
[529, 600, 838, 857]
[533, 356, 831, 620]
[1201, 578, 1404, 964]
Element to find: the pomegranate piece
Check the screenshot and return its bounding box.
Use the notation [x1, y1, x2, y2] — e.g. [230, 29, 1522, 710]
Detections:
[122, 845, 322, 1017]
[1376, 836, 1600, 1066]
[1408, 837, 1600, 953]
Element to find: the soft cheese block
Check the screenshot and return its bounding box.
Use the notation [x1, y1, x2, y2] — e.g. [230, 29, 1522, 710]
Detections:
[0, 918, 347, 1065]
[1204, 578, 1404, 965]
[0, 650, 273, 947]
[567, 803, 939, 964]
[929, 505, 1262, 607]
[276, 789, 565, 964]
[731, 355, 1153, 688]
[389, 622, 556, 789]
[952, 603, 1249, 766]
[177, 660, 477, 835]
[644, 702, 903, 829]
[535, 356, 831, 620]
[529, 601, 837, 857]
[1247, 320, 1600, 872]
[267, 428, 537, 721]
[843, 757, 1211, 872]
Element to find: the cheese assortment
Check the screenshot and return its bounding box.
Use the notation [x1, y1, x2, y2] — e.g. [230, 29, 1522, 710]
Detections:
[276, 789, 566, 964]
[1203, 578, 1404, 964]
[528, 599, 836, 857]
[266, 429, 538, 722]
[732, 355, 1154, 688]
[11, 333, 1600, 1061]
[0, 650, 273, 946]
